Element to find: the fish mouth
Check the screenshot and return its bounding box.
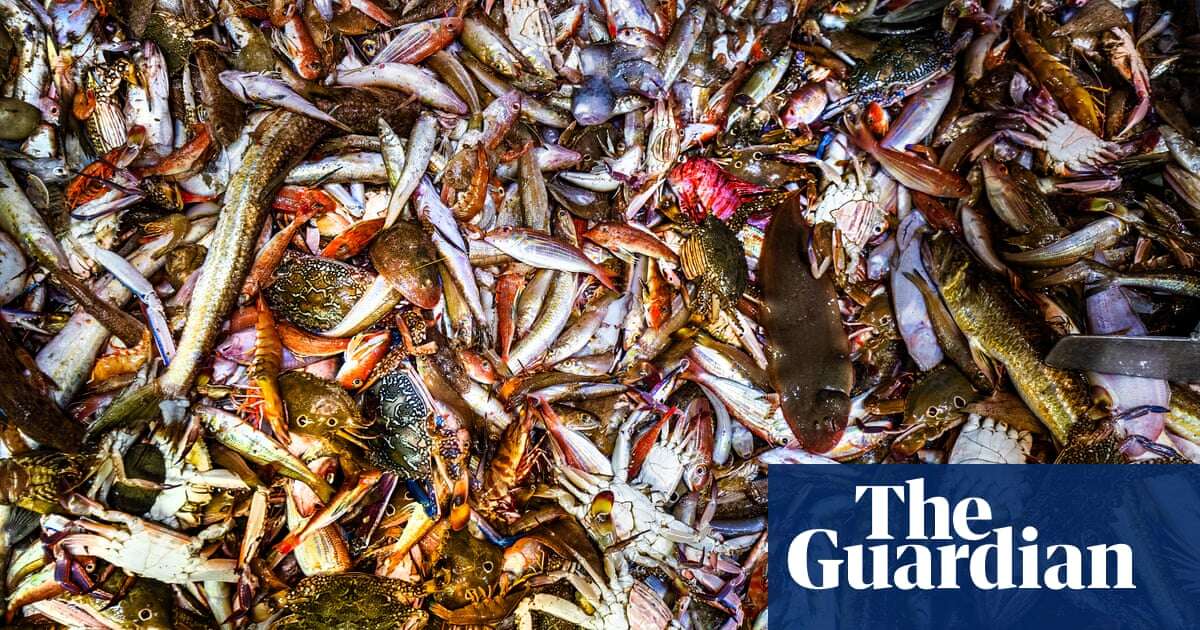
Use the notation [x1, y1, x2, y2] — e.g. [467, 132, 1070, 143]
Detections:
[923, 232, 965, 288]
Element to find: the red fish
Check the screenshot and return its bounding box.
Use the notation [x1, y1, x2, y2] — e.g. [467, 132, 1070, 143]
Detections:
[667, 158, 765, 222]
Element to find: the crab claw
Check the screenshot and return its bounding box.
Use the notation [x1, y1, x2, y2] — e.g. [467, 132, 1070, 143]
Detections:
[336, 330, 391, 390]
[274, 471, 382, 557]
[557, 465, 604, 503]
[50, 539, 100, 595]
[820, 94, 854, 121]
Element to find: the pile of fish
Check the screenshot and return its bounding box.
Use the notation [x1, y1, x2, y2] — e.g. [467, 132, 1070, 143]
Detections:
[1, 0, 1198, 624]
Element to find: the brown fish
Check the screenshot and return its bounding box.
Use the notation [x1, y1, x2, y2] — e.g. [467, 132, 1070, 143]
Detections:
[760, 195, 853, 452]
[370, 222, 442, 310]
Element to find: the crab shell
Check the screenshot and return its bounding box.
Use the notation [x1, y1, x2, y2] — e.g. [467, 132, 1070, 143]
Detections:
[279, 370, 371, 439]
[363, 369, 433, 480]
[679, 215, 750, 320]
[273, 573, 429, 629]
[948, 415, 1032, 464]
[562, 467, 710, 568]
[266, 254, 374, 333]
[58, 520, 236, 584]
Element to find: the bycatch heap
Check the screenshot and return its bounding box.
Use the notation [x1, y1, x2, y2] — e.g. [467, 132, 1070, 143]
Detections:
[0, 0, 1197, 626]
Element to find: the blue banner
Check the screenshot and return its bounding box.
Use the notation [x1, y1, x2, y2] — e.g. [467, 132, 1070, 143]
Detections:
[767, 465, 1200, 630]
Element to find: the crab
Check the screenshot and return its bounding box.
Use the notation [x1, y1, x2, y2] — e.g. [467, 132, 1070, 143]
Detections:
[21, 571, 182, 629]
[678, 213, 751, 325]
[547, 465, 732, 570]
[807, 157, 885, 281]
[665, 158, 776, 331]
[53, 494, 236, 585]
[823, 31, 964, 117]
[675, 191, 792, 341]
[1055, 409, 1191, 465]
[623, 401, 712, 503]
[514, 554, 672, 630]
[983, 88, 1130, 175]
[94, 430, 248, 530]
[363, 367, 434, 481]
[265, 253, 373, 333]
[279, 370, 374, 455]
[271, 573, 430, 630]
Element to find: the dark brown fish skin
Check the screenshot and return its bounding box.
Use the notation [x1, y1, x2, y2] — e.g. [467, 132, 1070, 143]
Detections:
[760, 195, 853, 452]
[50, 270, 147, 349]
[143, 11, 203, 74]
[927, 233, 1090, 444]
[370, 222, 442, 310]
[123, 0, 154, 39]
[193, 48, 246, 146]
[0, 328, 85, 452]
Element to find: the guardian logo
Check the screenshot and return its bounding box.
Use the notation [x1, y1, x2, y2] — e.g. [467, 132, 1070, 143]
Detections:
[787, 479, 1134, 591]
[768, 466, 1200, 630]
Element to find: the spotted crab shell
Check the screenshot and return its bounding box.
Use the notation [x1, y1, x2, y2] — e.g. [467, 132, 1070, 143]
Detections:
[266, 253, 374, 332]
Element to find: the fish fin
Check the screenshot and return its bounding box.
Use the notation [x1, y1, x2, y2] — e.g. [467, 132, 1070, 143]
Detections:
[967, 340, 1001, 388]
[85, 381, 164, 442]
[2, 506, 39, 544]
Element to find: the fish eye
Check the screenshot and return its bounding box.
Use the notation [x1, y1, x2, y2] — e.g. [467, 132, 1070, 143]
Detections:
[953, 396, 967, 408]
[297, 416, 310, 426]
[926, 406, 939, 418]
[327, 418, 338, 427]
[873, 224, 885, 234]
[385, 504, 397, 516]
[138, 608, 154, 621]
[353, 379, 363, 386]
[482, 560, 495, 572]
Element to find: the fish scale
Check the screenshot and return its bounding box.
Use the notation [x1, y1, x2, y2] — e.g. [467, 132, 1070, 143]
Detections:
[931, 235, 1090, 444]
